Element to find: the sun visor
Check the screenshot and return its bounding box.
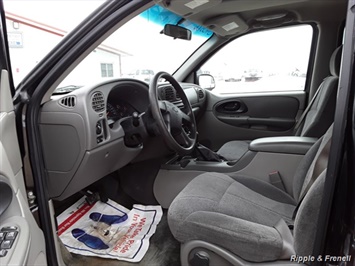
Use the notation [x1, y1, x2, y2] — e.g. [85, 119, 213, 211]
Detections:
[155, 0, 222, 17]
[205, 15, 248, 36]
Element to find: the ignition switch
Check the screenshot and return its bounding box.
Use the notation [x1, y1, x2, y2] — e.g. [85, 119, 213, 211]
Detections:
[96, 121, 102, 135]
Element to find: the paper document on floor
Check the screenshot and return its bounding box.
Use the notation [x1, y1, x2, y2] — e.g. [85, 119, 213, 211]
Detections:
[57, 197, 163, 262]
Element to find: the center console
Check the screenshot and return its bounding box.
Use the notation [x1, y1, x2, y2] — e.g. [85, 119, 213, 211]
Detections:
[163, 136, 317, 172]
[154, 136, 318, 208]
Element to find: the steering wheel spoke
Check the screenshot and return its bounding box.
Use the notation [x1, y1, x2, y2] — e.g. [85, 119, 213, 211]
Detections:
[162, 113, 171, 133]
[174, 130, 193, 147]
[181, 111, 192, 124]
[158, 100, 168, 113]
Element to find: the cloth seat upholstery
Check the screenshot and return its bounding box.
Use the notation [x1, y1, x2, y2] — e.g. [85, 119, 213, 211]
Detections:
[168, 173, 294, 262]
[168, 126, 332, 262]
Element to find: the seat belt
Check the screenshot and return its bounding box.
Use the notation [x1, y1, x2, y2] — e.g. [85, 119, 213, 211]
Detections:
[292, 137, 331, 219]
[293, 81, 325, 134]
[274, 219, 296, 259]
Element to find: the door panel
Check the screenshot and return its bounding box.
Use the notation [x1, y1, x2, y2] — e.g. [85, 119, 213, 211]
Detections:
[198, 91, 306, 150]
[213, 96, 299, 131]
[0, 22, 47, 265]
[196, 25, 313, 150]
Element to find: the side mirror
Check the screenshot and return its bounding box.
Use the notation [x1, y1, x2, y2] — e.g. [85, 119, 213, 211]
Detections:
[198, 74, 215, 90]
[163, 24, 192, 40]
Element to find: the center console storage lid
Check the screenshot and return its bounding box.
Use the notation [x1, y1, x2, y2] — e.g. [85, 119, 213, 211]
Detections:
[249, 136, 318, 155]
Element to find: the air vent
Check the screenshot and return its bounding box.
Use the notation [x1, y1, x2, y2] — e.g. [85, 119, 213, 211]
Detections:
[160, 86, 185, 110]
[198, 89, 205, 99]
[164, 86, 175, 101]
[91, 92, 105, 113]
[59, 96, 76, 108]
[173, 100, 184, 110]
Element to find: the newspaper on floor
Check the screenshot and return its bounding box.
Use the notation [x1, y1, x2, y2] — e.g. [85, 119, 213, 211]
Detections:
[57, 197, 163, 262]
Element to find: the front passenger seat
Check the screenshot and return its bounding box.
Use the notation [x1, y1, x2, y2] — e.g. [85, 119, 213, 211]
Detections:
[168, 125, 332, 265]
[217, 46, 341, 161]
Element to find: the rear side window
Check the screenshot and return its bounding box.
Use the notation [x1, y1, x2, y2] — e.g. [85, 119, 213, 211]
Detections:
[200, 25, 313, 94]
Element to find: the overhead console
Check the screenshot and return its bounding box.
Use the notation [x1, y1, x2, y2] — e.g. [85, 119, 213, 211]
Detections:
[156, 0, 222, 17]
[156, 0, 249, 37]
[204, 14, 249, 36]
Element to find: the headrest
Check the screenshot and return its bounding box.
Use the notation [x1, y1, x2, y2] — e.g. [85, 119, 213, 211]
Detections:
[329, 45, 342, 77]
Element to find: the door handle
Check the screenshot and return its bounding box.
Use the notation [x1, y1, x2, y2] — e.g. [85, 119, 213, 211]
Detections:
[215, 100, 247, 114]
[223, 102, 240, 111]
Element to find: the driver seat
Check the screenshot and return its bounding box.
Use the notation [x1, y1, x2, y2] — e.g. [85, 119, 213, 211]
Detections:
[168, 125, 333, 265]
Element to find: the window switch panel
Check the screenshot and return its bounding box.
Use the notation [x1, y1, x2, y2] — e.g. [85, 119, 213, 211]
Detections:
[0, 226, 19, 256]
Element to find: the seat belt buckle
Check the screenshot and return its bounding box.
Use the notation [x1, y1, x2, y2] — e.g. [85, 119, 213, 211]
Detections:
[269, 171, 286, 192]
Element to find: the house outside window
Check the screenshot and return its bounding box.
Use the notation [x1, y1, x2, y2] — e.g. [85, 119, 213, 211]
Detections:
[101, 63, 113, 77]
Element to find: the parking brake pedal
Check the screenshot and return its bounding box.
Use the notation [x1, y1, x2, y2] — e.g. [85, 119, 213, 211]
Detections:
[81, 191, 108, 205]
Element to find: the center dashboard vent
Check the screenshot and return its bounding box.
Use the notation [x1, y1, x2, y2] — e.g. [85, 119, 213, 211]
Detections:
[161, 86, 184, 110]
[91, 92, 105, 113]
[163, 86, 175, 101]
[59, 96, 76, 108]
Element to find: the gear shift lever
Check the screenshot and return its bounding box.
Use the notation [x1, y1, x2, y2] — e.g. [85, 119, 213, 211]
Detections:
[195, 144, 224, 162]
[193, 133, 225, 162]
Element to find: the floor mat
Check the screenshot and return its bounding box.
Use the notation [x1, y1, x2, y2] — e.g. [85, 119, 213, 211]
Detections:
[61, 212, 181, 266]
[57, 197, 163, 263]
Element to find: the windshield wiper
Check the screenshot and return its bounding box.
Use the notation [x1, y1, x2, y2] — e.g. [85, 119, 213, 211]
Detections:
[53, 85, 82, 95]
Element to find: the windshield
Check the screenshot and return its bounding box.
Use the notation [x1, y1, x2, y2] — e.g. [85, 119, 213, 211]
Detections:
[4, 2, 212, 89]
[54, 4, 212, 90]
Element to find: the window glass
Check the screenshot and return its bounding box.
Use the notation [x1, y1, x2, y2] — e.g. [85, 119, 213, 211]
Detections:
[4, 0, 105, 86]
[200, 25, 313, 94]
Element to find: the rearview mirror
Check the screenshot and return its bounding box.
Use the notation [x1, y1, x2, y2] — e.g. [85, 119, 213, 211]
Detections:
[163, 24, 192, 40]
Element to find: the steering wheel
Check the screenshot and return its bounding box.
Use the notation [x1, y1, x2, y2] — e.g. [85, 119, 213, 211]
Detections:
[149, 72, 197, 154]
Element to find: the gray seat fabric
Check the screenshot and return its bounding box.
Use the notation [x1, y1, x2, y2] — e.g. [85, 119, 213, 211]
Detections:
[168, 173, 294, 262]
[217, 46, 341, 161]
[168, 126, 333, 262]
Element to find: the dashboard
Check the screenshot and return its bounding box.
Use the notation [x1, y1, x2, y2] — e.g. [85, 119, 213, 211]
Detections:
[39, 78, 207, 201]
[106, 101, 136, 126]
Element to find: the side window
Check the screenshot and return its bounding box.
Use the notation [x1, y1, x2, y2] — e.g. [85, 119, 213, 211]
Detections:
[200, 25, 313, 94]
